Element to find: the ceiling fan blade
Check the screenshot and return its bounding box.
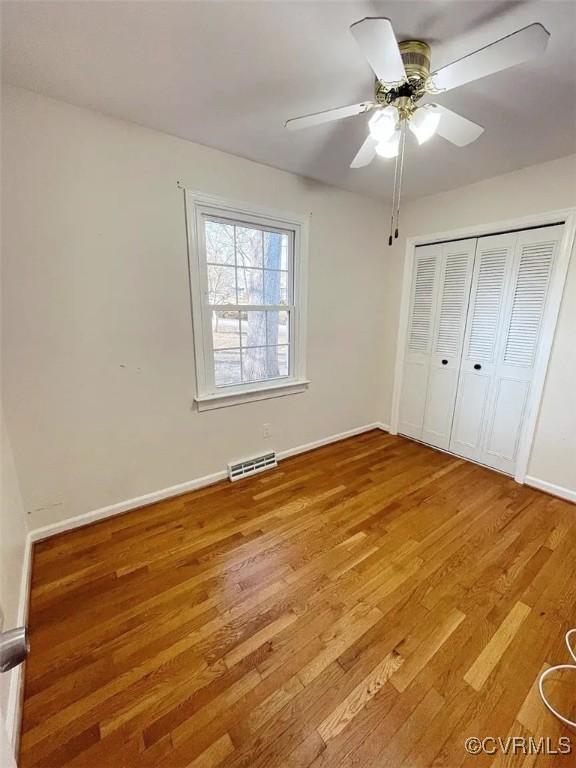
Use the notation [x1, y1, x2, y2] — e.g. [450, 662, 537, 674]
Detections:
[350, 135, 377, 168]
[285, 101, 373, 130]
[434, 104, 484, 146]
[350, 17, 406, 84]
[432, 23, 550, 93]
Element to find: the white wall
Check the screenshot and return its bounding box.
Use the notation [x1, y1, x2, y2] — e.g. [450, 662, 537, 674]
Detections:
[0, 713, 17, 768]
[1, 86, 387, 528]
[381, 154, 576, 494]
[0, 404, 28, 733]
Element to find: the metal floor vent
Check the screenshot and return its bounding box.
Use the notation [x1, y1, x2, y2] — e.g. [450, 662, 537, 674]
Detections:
[228, 451, 277, 482]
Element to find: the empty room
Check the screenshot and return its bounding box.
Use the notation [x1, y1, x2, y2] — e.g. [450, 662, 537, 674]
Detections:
[1, 1, 576, 766]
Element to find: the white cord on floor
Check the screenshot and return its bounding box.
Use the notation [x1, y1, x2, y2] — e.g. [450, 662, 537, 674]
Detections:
[538, 628, 576, 728]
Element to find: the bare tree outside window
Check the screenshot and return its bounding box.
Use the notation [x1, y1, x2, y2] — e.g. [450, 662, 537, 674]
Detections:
[204, 218, 290, 387]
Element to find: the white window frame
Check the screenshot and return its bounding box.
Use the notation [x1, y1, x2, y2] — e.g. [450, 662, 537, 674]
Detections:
[184, 189, 309, 411]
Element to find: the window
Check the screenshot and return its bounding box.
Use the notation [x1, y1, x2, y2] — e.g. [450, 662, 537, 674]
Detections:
[185, 191, 309, 410]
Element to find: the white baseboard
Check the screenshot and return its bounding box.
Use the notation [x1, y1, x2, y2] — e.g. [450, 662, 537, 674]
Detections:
[29, 422, 390, 544]
[524, 475, 576, 504]
[5, 533, 33, 749]
[277, 422, 388, 460]
[28, 469, 228, 543]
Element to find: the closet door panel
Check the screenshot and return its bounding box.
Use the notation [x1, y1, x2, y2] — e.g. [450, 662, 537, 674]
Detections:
[399, 362, 430, 439]
[484, 378, 529, 463]
[449, 233, 516, 461]
[477, 225, 562, 473]
[422, 240, 476, 449]
[422, 365, 457, 446]
[398, 245, 441, 440]
[450, 370, 490, 454]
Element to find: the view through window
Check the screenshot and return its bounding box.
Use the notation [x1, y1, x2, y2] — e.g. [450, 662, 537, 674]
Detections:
[204, 218, 292, 387]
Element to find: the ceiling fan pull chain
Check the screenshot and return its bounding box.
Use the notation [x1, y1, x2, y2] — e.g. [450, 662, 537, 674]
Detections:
[389, 139, 400, 246]
[395, 121, 407, 240]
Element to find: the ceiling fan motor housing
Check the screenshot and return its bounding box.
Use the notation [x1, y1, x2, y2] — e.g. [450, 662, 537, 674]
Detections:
[399, 40, 432, 81]
[375, 40, 431, 114]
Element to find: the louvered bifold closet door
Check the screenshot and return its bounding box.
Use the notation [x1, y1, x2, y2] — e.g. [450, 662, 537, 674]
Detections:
[450, 225, 562, 473]
[398, 244, 441, 440]
[421, 239, 476, 449]
[477, 225, 562, 473]
[449, 232, 516, 463]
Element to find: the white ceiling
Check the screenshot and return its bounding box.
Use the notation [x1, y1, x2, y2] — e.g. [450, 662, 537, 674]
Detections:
[2, 0, 575, 200]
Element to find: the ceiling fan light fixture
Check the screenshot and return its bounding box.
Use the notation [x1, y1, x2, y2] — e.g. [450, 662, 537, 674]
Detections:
[375, 129, 401, 159]
[409, 105, 442, 144]
[368, 106, 399, 143]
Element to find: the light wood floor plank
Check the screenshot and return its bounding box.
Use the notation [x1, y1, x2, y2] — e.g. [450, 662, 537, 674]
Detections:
[464, 601, 532, 691]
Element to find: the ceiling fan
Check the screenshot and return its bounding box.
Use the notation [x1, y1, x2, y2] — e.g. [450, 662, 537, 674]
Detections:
[285, 18, 550, 243]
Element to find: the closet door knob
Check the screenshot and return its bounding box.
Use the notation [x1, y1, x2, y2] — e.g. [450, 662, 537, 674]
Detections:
[474, 363, 482, 370]
[441, 359, 448, 365]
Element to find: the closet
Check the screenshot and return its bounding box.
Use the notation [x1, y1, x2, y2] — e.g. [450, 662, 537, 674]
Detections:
[398, 224, 563, 475]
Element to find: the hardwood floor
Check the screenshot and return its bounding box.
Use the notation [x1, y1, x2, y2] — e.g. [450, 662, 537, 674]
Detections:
[20, 430, 576, 767]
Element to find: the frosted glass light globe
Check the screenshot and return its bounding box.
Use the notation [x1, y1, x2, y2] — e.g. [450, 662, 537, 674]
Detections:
[368, 106, 399, 143]
[409, 105, 442, 144]
[375, 129, 401, 159]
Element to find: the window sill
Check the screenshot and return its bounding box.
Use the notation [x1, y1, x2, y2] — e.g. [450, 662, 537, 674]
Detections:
[195, 379, 310, 411]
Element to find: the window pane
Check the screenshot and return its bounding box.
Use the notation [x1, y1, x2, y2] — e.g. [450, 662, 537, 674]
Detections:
[208, 264, 236, 304]
[241, 311, 266, 347]
[264, 231, 289, 271]
[276, 345, 289, 377]
[236, 225, 263, 268]
[242, 345, 289, 383]
[264, 270, 288, 305]
[205, 220, 235, 265]
[212, 311, 240, 350]
[214, 349, 241, 387]
[266, 311, 289, 346]
[198, 207, 297, 394]
[237, 267, 263, 304]
[242, 346, 267, 383]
